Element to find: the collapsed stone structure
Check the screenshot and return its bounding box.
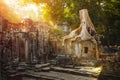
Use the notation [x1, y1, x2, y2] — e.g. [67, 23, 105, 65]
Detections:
[62, 9, 99, 61]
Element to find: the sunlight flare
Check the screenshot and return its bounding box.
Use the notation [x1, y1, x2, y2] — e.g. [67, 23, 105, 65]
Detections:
[0, 0, 47, 23]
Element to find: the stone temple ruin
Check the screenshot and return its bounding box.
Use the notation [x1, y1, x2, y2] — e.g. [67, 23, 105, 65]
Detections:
[0, 9, 103, 80]
[62, 9, 100, 63]
[0, 19, 57, 64]
[0, 9, 100, 65]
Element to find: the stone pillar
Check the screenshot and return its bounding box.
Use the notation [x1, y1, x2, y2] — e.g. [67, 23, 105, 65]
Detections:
[25, 39, 29, 63]
[32, 38, 37, 63]
[15, 36, 19, 61]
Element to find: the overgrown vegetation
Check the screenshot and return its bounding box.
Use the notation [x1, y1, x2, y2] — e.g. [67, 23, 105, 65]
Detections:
[36, 0, 120, 46]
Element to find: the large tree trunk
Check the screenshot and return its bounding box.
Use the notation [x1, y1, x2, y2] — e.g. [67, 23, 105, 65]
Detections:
[79, 9, 99, 60]
[62, 9, 100, 60]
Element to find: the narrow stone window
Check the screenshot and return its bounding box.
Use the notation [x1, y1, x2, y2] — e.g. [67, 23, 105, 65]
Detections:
[84, 47, 88, 53]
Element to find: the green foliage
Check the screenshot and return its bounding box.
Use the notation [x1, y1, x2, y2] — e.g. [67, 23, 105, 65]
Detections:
[33, 0, 120, 45]
[49, 26, 64, 38]
[63, 0, 120, 45]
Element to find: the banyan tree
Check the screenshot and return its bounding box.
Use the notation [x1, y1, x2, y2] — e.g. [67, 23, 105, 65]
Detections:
[62, 9, 100, 63]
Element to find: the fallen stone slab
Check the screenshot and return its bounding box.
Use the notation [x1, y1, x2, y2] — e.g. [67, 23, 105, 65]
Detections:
[34, 63, 50, 69]
[16, 66, 26, 71]
[9, 71, 64, 80]
[18, 62, 27, 66]
[33, 63, 51, 72]
[41, 67, 51, 72]
[51, 66, 101, 78]
[9, 70, 97, 80]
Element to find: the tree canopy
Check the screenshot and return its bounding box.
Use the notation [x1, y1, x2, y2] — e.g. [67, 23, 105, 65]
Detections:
[42, 0, 120, 46]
